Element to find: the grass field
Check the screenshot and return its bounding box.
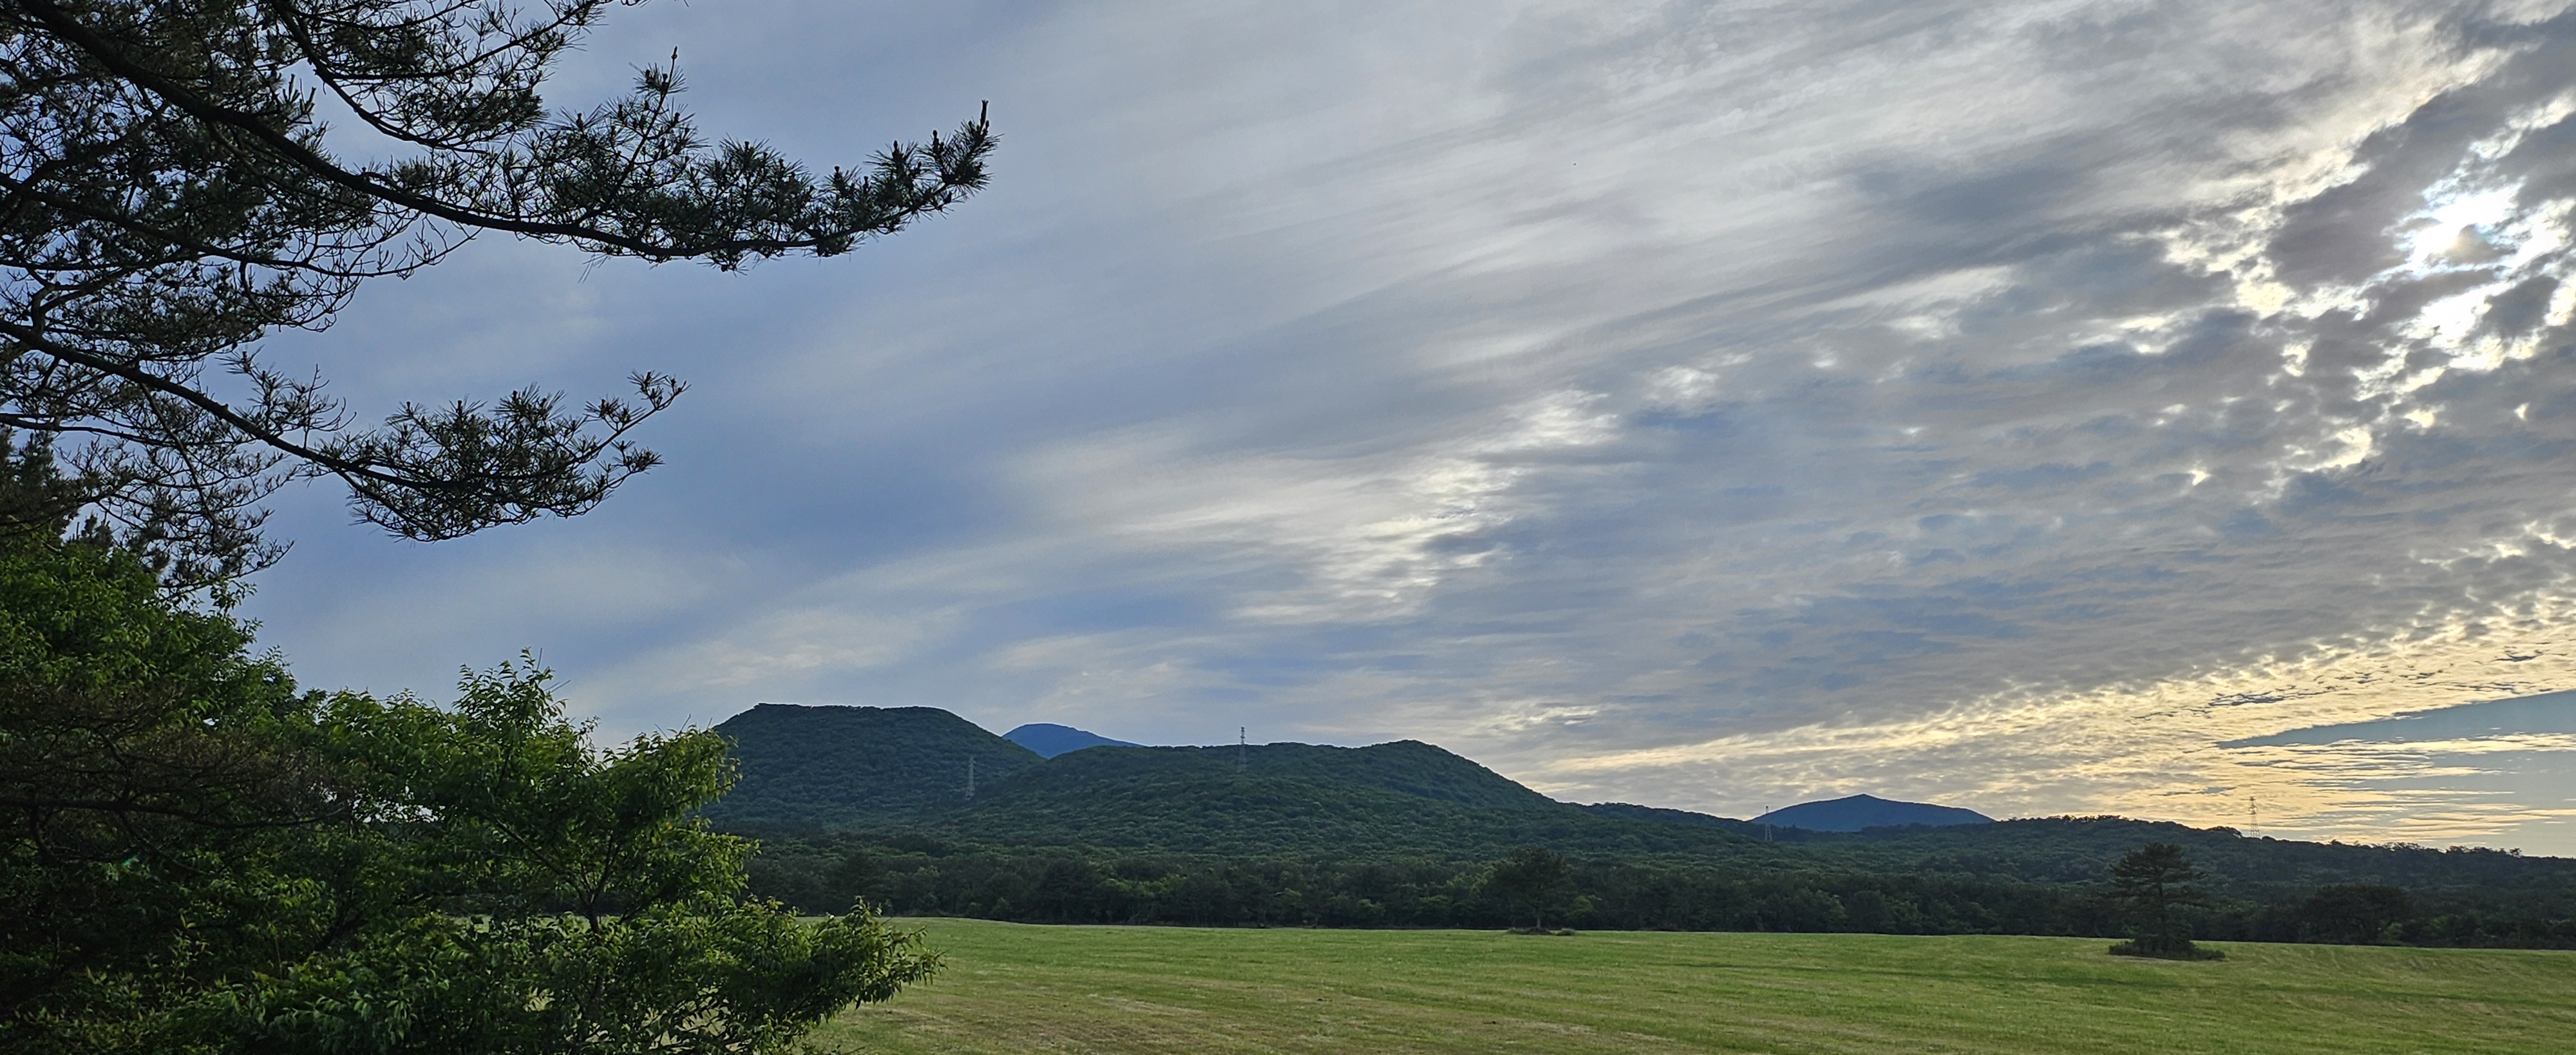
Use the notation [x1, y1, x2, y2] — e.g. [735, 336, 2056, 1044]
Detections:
[813, 920, 2576, 1054]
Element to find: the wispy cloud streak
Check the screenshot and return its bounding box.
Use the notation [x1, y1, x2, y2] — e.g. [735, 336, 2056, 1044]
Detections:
[240, 0, 2576, 853]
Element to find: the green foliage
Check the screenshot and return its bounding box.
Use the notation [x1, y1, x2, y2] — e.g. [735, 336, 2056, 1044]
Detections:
[2107, 842, 2221, 959]
[703, 704, 1042, 828]
[703, 710, 1580, 838]
[2299, 884, 2410, 945]
[770, 831, 2568, 946]
[0, 508, 306, 1049]
[1482, 847, 1575, 931]
[981, 740, 1567, 813]
[744, 837, 2105, 934]
[710, 710, 1757, 859]
[1766, 814, 2576, 908]
[0, 533, 934, 1054]
[945, 741, 1689, 858]
[734, 823, 2576, 947]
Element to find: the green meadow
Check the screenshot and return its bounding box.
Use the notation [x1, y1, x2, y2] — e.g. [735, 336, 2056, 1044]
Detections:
[817, 920, 2576, 1054]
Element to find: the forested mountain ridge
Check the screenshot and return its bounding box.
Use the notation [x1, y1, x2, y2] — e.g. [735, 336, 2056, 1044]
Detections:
[704, 703, 1039, 827]
[706, 706, 1757, 857]
[711, 705, 2576, 946]
[978, 740, 1564, 812]
[705, 704, 2576, 887]
[940, 740, 1759, 857]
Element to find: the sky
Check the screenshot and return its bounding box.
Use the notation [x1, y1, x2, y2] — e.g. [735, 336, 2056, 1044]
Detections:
[240, 0, 2576, 854]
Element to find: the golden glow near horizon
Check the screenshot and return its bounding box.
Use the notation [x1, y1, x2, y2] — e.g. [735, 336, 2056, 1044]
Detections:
[1539, 602, 2576, 846]
[1519, 32, 2576, 850]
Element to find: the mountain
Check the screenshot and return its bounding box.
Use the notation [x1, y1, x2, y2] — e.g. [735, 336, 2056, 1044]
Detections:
[706, 704, 2561, 888]
[1752, 794, 1993, 832]
[706, 707, 1757, 857]
[1003, 723, 1142, 757]
[705, 703, 1041, 827]
[715, 705, 2576, 947]
[1580, 801, 1760, 833]
[945, 740, 1681, 856]
[708, 705, 2576, 946]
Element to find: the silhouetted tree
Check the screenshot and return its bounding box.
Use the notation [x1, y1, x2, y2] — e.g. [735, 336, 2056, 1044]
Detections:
[2, 0, 994, 588]
[1486, 846, 1573, 932]
[2107, 842, 2221, 959]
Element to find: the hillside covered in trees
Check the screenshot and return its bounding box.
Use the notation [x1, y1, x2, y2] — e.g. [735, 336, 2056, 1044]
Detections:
[709, 705, 2576, 948]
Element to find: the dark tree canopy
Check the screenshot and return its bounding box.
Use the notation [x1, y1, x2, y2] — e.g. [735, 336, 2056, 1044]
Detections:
[2302, 884, 2410, 946]
[0, 502, 938, 1053]
[1, 0, 994, 587]
[1484, 846, 1573, 932]
[2107, 841, 2218, 958]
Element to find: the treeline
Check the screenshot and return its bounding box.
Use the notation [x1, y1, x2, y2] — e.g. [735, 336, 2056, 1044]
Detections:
[745, 834, 2576, 949]
[750, 842, 2106, 932]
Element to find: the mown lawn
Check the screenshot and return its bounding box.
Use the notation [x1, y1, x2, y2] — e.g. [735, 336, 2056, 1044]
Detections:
[813, 920, 2576, 1054]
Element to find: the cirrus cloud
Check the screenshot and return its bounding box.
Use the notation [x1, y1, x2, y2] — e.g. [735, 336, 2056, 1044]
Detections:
[245, 0, 2576, 853]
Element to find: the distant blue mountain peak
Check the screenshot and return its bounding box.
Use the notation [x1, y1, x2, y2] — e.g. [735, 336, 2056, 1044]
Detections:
[1003, 722, 1142, 758]
[1751, 794, 1991, 832]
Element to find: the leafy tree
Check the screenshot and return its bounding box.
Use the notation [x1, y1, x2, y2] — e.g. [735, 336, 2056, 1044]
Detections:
[1484, 846, 1573, 933]
[1, 0, 994, 587]
[2106, 842, 2220, 959]
[0, 518, 934, 1054]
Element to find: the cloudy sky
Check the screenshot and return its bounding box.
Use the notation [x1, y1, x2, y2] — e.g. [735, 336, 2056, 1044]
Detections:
[244, 0, 2576, 853]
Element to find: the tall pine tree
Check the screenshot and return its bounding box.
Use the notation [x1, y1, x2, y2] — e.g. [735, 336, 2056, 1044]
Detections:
[3, 1, 992, 587]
